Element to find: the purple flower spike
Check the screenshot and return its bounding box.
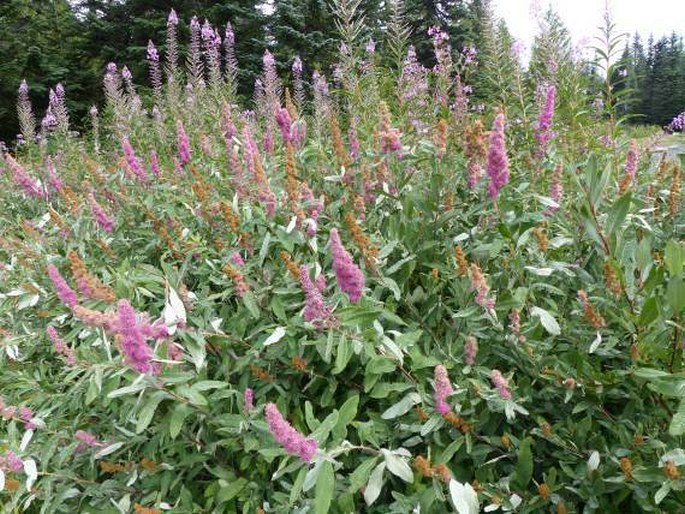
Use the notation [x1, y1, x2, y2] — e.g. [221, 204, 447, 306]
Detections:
[265, 403, 318, 462]
[433, 365, 453, 414]
[486, 112, 509, 200]
[329, 228, 365, 303]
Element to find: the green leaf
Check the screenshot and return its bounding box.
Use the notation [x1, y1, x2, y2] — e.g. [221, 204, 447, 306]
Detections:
[218, 478, 247, 503]
[366, 357, 396, 375]
[530, 306, 561, 336]
[136, 391, 169, 434]
[348, 458, 378, 493]
[514, 438, 533, 490]
[311, 410, 339, 445]
[169, 404, 192, 439]
[670, 400, 685, 436]
[333, 334, 352, 374]
[191, 380, 229, 392]
[667, 277, 685, 313]
[333, 395, 359, 440]
[605, 192, 632, 237]
[638, 296, 660, 326]
[176, 386, 208, 406]
[381, 392, 421, 419]
[665, 240, 685, 277]
[314, 461, 334, 514]
[242, 291, 261, 319]
[364, 462, 386, 506]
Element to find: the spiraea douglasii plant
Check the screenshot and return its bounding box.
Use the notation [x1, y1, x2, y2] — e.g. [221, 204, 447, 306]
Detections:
[0, 4, 683, 514]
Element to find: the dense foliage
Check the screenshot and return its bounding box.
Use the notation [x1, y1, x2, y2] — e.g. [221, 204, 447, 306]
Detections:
[0, 4, 684, 514]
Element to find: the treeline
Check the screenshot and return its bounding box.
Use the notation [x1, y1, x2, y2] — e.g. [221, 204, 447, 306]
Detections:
[0, 0, 683, 143]
[619, 33, 685, 126]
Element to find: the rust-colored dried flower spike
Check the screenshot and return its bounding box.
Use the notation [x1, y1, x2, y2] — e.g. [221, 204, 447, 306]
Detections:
[434, 119, 448, 159]
[68, 250, 116, 302]
[630, 343, 640, 362]
[249, 364, 273, 382]
[500, 434, 512, 449]
[664, 460, 680, 480]
[443, 412, 472, 433]
[577, 290, 606, 329]
[620, 457, 633, 480]
[538, 483, 551, 501]
[656, 156, 669, 181]
[534, 226, 548, 252]
[219, 201, 241, 233]
[454, 245, 469, 277]
[344, 211, 378, 268]
[556, 501, 568, 514]
[432, 464, 452, 483]
[284, 143, 301, 217]
[280, 251, 300, 279]
[291, 356, 308, 371]
[633, 434, 645, 446]
[140, 458, 158, 471]
[541, 421, 552, 437]
[416, 406, 430, 422]
[329, 113, 349, 169]
[133, 504, 162, 514]
[284, 88, 298, 119]
[223, 264, 250, 297]
[603, 261, 623, 295]
[414, 455, 433, 477]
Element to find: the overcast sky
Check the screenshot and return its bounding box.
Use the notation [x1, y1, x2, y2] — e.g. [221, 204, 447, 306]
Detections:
[492, 0, 685, 53]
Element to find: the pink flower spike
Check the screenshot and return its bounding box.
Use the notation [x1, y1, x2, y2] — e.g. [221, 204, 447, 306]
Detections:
[486, 112, 509, 200]
[433, 365, 453, 414]
[491, 369, 512, 400]
[244, 388, 254, 411]
[265, 403, 318, 462]
[47, 264, 78, 309]
[329, 228, 365, 303]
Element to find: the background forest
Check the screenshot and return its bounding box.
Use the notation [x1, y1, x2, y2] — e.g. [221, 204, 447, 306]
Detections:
[1, 0, 684, 145]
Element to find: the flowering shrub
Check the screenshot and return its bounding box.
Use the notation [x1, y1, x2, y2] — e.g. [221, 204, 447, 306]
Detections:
[0, 8, 683, 514]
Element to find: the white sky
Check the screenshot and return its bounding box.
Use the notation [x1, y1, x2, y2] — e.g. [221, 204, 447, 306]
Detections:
[493, 0, 685, 52]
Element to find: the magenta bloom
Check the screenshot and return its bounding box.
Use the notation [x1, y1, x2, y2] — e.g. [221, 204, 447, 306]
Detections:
[75, 430, 101, 447]
[329, 228, 365, 303]
[490, 369, 512, 400]
[534, 84, 556, 157]
[243, 388, 254, 412]
[149, 150, 161, 177]
[88, 192, 115, 233]
[464, 336, 477, 366]
[114, 300, 158, 374]
[47, 326, 76, 365]
[299, 265, 336, 329]
[46, 157, 63, 192]
[47, 264, 78, 308]
[486, 113, 509, 200]
[624, 139, 639, 180]
[1, 451, 23, 473]
[230, 252, 245, 267]
[122, 138, 149, 183]
[177, 120, 191, 166]
[433, 365, 453, 414]
[265, 403, 318, 462]
[275, 107, 293, 144]
[4, 154, 45, 199]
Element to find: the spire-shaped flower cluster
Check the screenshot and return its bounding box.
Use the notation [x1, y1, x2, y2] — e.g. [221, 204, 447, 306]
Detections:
[47, 326, 76, 365]
[265, 403, 318, 462]
[433, 365, 453, 414]
[329, 228, 365, 303]
[113, 299, 160, 374]
[47, 264, 78, 309]
[88, 192, 115, 233]
[545, 162, 564, 216]
[490, 370, 512, 400]
[464, 336, 478, 366]
[299, 265, 336, 329]
[3, 153, 46, 199]
[17, 79, 35, 143]
[535, 83, 556, 158]
[122, 138, 149, 183]
[176, 120, 191, 166]
[486, 112, 509, 200]
[620, 139, 640, 192]
[469, 263, 495, 312]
